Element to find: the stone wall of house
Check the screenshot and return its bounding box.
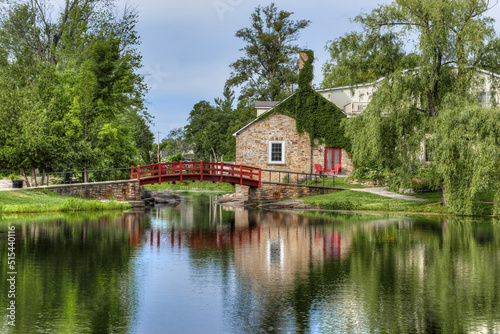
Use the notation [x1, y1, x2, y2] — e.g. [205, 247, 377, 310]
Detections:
[248, 183, 341, 202]
[236, 113, 313, 174]
[341, 149, 354, 174]
[44, 180, 142, 201]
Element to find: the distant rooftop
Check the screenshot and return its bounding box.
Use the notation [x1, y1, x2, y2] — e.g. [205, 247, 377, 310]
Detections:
[255, 101, 280, 108]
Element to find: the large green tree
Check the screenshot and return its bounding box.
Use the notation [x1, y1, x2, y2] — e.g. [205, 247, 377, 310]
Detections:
[226, 3, 310, 102]
[184, 87, 256, 162]
[0, 0, 153, 184]
[322, 31, 417, 87]
[328, 0, 500, 213]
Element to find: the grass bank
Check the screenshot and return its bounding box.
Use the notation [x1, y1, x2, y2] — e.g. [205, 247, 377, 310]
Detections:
[300, 189, 496, 216]
[144, 180, 234, 192]
[0, 189, 131, 213]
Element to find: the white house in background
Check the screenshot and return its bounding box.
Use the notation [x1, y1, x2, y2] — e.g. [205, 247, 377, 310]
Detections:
[316, 68, 499, 116]
[316, 77, 385, 116]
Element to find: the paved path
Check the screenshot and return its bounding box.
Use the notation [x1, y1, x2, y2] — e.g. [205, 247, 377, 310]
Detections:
[348, 187, 427, 201]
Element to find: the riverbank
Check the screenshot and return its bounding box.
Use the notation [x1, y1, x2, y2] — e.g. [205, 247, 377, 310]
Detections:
[0, 189, 131, 213]
[220, 187, 497, 217]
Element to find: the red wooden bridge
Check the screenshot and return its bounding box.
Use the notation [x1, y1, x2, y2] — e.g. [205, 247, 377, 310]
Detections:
[130, 161, 262, 188]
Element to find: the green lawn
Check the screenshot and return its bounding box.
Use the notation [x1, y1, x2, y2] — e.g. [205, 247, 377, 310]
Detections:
[301, 190, 494, 215]
[144, 180, 235, 192]
[0, 189, 131, 213]
[333, 177, 370, 189]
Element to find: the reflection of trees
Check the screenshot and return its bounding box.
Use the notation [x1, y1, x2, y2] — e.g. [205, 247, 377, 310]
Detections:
[316, 217, 500, 333]
[217, 214, 500, 333]
[0, 212, 147, 333]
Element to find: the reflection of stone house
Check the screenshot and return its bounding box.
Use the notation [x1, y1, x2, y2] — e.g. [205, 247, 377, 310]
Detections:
[232, 210, 350, 290]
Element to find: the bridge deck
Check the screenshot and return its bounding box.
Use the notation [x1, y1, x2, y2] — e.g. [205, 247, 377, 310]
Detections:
[131, 161, 262, 188]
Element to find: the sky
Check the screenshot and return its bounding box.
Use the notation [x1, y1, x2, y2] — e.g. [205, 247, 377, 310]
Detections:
[115, 0, 500, 140]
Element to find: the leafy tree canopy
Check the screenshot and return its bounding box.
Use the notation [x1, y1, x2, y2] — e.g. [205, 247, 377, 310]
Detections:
[226, 3, 310, 102]
[184, 87, 255, 162]
[0, 0, 153, 184]
[326, 0, 500, 213]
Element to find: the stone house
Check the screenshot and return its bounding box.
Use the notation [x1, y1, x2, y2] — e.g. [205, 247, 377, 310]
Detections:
[233, 51, 363, 184]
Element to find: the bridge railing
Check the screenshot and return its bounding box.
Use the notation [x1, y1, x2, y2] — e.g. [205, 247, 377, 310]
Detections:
[39, 168, 132, 186]
[261, 169, 336, 188]
[130, 161, 262, 187]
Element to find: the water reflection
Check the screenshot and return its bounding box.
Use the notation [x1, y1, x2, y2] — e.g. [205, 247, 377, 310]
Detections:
[0, 212, 147, 334]
[1, 195, 499, 334]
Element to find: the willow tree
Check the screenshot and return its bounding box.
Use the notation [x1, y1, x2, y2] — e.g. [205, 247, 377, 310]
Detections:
[329, 0, 500, 212]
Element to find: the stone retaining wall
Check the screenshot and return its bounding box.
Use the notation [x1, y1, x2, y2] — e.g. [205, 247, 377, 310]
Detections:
[43, 180, 142, 201]
[248, 183, 341, 202]
[0, 179, 12, 188]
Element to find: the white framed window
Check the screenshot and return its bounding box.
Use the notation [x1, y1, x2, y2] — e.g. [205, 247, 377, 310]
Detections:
[478, 92, 495, 104]
[268, 141, 285, 164]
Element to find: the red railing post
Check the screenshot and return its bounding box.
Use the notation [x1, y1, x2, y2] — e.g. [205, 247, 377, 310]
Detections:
[158, 162, 161, 185]
[130, 165, 134, 180]
[239, 164, 243, 185]
[200, 160, 203, 182]
[258, 167, 262, 188]
[220, 161, 224, 183]
[180, 161, 183, 183]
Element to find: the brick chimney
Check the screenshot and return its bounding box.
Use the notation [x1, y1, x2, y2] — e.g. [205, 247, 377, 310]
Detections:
[299, 51, 308, 72]
[298, 51, 313, 87]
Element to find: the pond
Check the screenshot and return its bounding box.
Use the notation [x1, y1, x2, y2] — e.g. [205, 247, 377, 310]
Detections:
[0, 193, 499, 333]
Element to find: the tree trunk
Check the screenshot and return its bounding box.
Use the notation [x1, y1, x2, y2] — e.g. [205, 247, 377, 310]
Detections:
[211, 147, 218, 163]
[21, 167, 31, 188]
[441, 185, 448, 207]
[83, 169, 88, 183]
[41, 169, 45, 186]
[31, 167, 38, 187]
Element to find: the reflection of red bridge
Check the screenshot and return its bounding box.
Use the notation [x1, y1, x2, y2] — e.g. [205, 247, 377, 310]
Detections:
[130, 161, 262, 188]
[128, 224, 342, 262]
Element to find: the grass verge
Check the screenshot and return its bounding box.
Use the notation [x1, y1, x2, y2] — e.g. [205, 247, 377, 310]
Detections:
[0, 189, 131, 213]
[301, 190, 496, 216]
[287, 176, 369, 189]
[144, 180, 234, 192]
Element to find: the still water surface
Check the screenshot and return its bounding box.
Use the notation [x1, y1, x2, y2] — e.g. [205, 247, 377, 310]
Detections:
[1, 193, 499, 333]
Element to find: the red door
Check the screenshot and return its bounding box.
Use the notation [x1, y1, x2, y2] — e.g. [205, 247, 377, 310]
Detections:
[325, 148, 341, 171]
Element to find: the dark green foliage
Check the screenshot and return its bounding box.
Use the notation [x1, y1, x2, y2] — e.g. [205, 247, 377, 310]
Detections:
[226, 3, 310, 102]
[318, 200, 359, 211]
[349, 167, 389, 183]
[0, 1, 153, 179]
[185, 88, 256, 161]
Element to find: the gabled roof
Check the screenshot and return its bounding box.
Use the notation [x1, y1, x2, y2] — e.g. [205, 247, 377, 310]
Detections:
[255, 101, 280, 108]
[232, 80, 376, 137]
[233, 93, 297, 137]
[315, 77, 386, 93]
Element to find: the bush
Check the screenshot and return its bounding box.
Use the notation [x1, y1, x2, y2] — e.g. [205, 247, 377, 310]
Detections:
[320, 200, 358, 210]
[162, 153, 185, 163]
[349, 167, 388, 182]
[387, 166, 441, 193]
